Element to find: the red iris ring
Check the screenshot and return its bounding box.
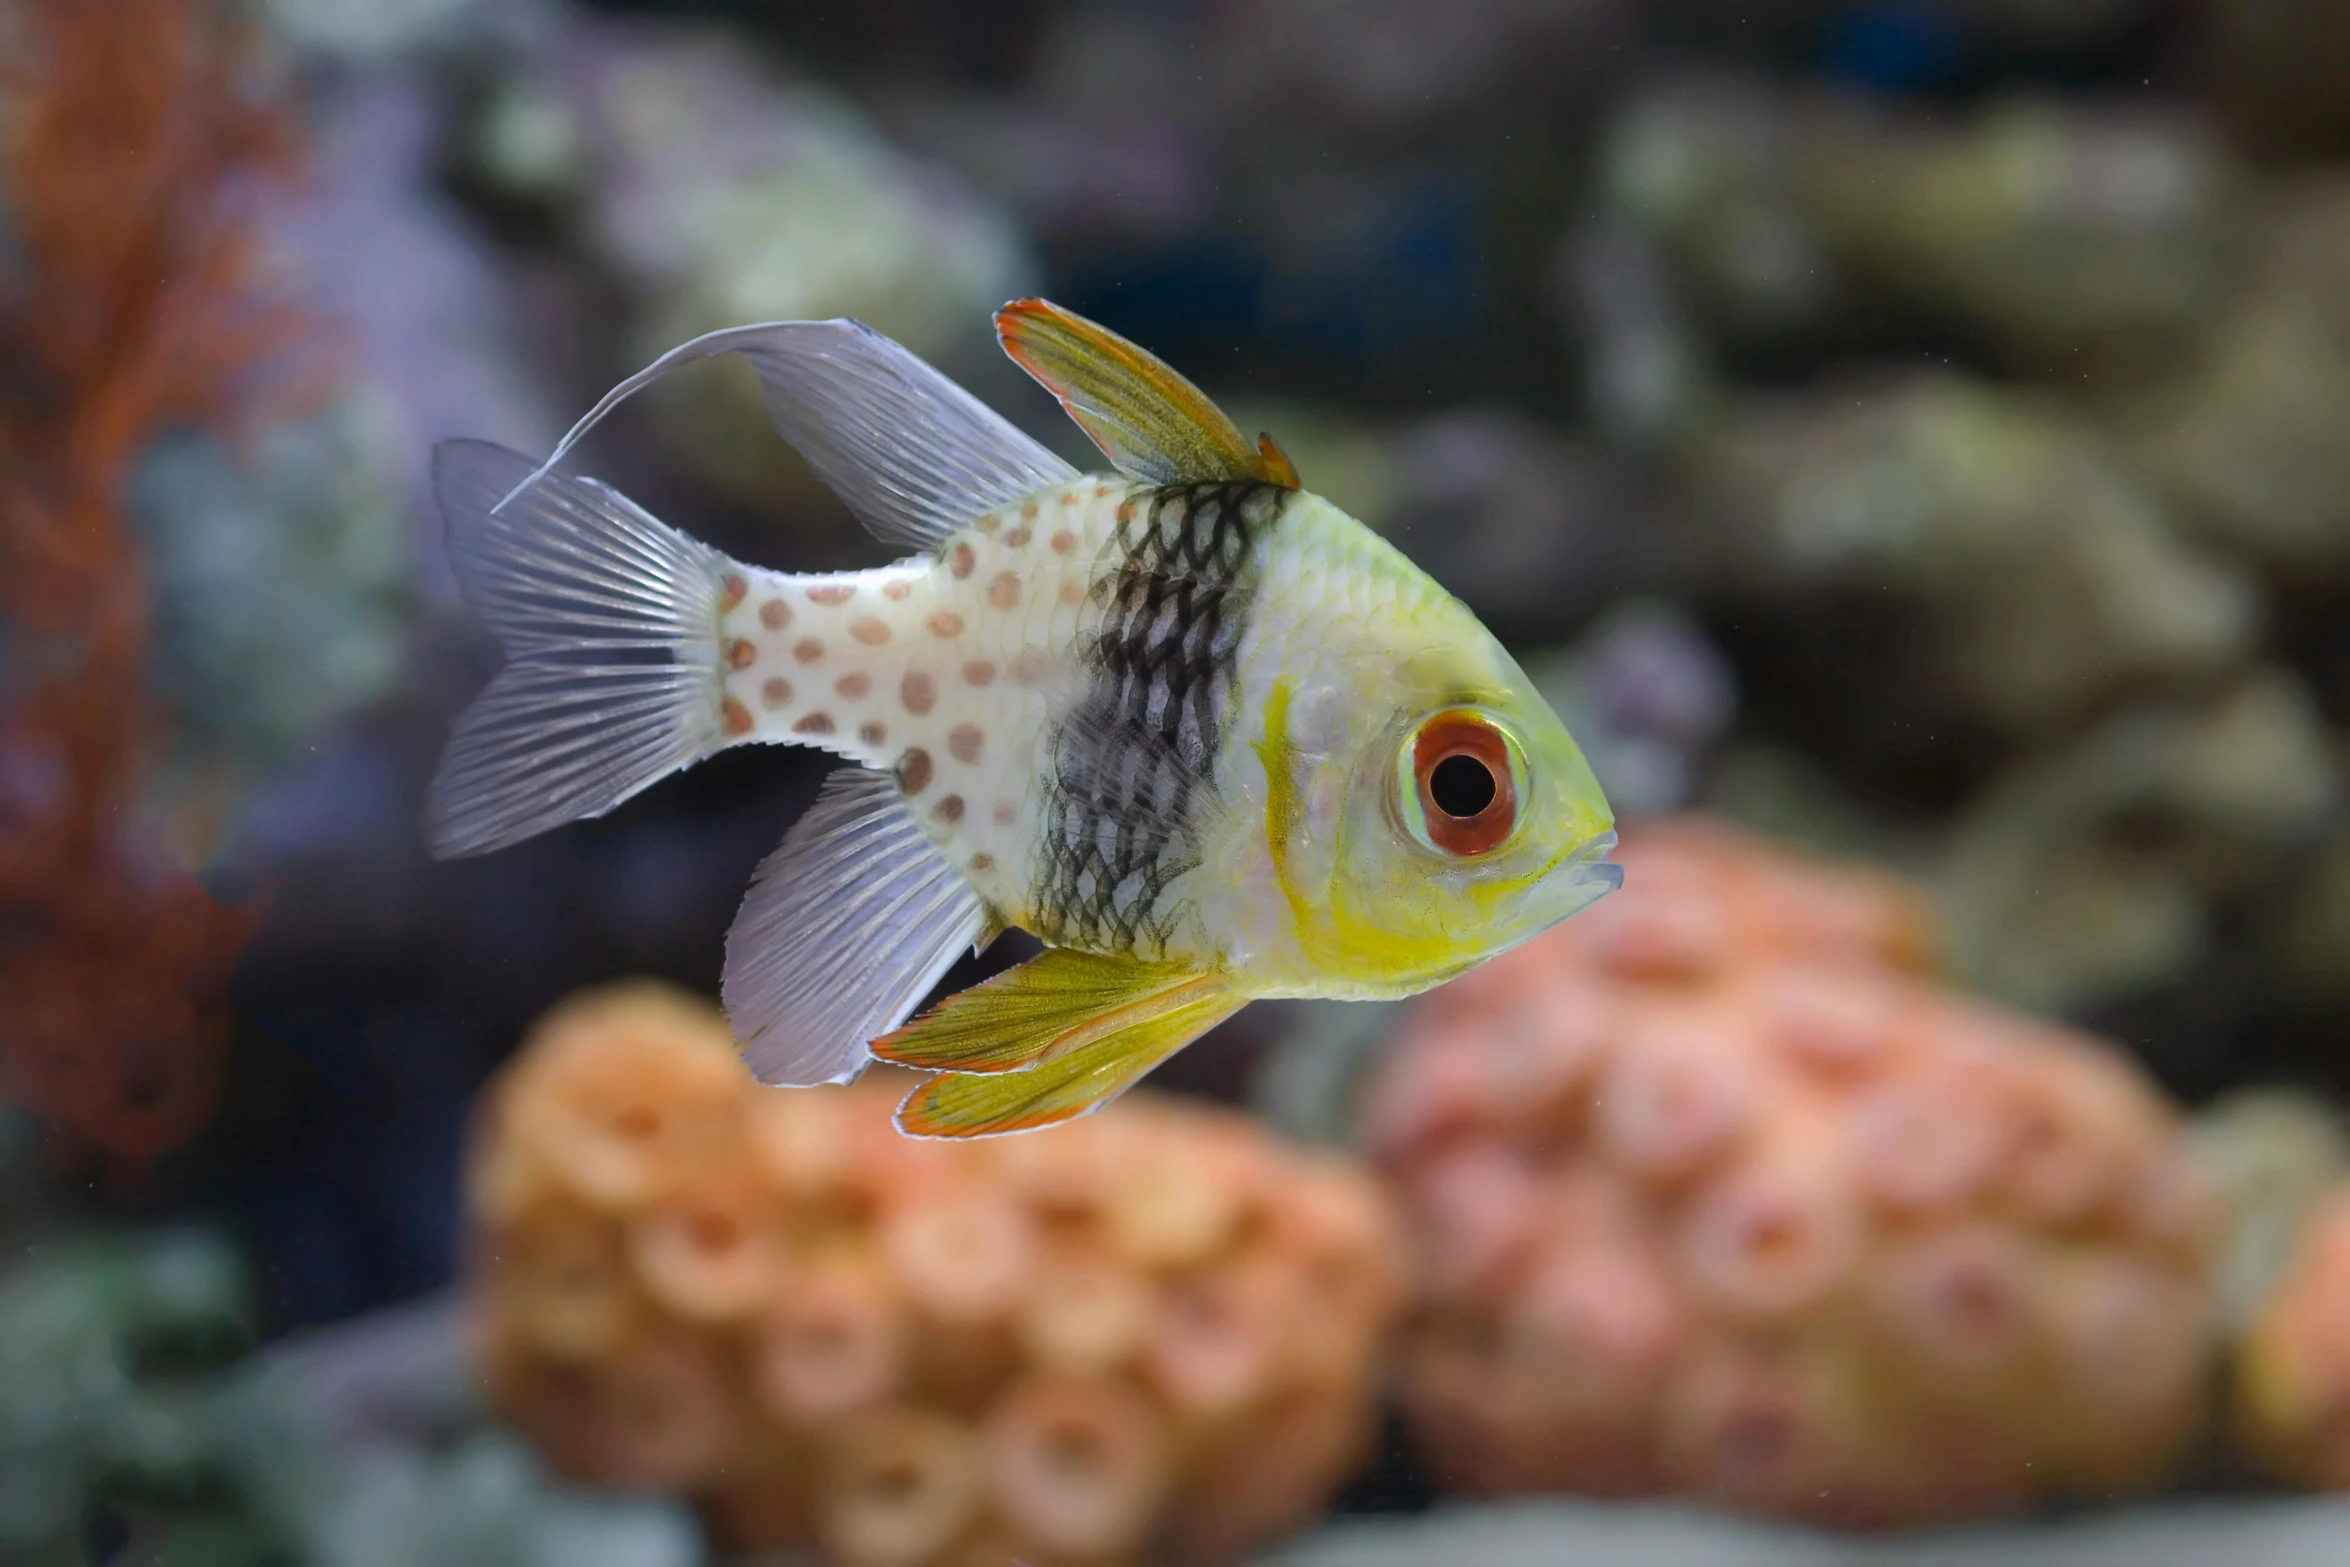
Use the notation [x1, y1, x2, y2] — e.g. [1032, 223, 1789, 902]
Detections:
[1412, 712, 1518, 856]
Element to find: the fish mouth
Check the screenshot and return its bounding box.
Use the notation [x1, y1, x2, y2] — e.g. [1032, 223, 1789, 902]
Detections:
[1515, 827, 1622, 928]
[1573, 829, 1624, 892]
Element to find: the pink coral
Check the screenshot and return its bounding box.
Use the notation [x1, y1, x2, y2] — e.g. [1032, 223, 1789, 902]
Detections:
[1365, 819, 2216, 1528]
[472, 981, 1405, 1563]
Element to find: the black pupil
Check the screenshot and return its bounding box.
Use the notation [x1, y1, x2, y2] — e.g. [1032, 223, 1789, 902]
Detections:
[1429, 754, 1497, 819]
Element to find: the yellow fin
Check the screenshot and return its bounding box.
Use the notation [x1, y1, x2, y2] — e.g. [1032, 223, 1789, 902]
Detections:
[995, 298, 1300, 489]
[895, 987, 1246, 1138]
[870, 948, 1221, 1074]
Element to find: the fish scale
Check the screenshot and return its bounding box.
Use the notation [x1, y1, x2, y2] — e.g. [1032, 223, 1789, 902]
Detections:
[421, 299, 1618, 1137]
[714, 477, 1141, 924]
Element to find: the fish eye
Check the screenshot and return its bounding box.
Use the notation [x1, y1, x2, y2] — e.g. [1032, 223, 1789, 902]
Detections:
[1397, 709, 1522, 857]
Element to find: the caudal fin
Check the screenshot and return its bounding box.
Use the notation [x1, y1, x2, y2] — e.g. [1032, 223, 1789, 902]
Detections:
[424, 439, 727, 859]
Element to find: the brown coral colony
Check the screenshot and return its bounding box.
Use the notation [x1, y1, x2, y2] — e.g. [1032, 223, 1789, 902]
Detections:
[470, 984, 1404, 1563]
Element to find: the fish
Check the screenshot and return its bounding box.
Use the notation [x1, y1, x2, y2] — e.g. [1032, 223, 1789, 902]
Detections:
[423, 299, 1620, 1137]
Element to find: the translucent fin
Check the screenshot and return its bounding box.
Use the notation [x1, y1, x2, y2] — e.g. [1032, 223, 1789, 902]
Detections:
[496, 319, 1078, 551]
[724, 767, 989, 1087]
[995, 298, 1299, 488]
[425, 439, 724, 859]
[871, 949, 1223, 1074]
[895, 988, 1246, 1138]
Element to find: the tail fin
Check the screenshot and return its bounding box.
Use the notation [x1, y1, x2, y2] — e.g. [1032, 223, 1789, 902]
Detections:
[424, 439, 726, 859]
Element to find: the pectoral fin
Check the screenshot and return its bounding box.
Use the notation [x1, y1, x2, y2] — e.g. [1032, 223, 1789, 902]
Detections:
[894, 985, 1247, 1139]
[995, 298, 1301, 489]
[871, 948, 1221, 1074]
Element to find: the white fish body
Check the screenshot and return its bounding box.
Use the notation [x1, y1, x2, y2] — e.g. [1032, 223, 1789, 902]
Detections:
[424, 303, 1617, 1136]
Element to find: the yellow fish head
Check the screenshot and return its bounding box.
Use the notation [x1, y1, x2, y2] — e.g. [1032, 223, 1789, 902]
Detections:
[1260, 624, 1620, 997]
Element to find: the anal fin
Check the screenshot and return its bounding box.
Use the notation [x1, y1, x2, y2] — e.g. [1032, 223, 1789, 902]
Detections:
[871, 948, 1220, 1074]
[724, 767, 988, 1087]
[894, 984, 1246, 1139]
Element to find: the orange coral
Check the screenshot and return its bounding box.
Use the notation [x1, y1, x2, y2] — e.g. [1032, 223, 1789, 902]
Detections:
[0, 0, 311, 1165]
[1364, 819, 2217, 1529]
[2237, 1188, 2350, 1488]
[470, 981, 1406, 1564]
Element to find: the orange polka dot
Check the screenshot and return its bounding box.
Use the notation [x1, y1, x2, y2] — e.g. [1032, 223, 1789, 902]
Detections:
[971, 853, 994, 873]
[728, 639, 757, 670]
[949, 724, 984, 764]
[850, 616, 892, 646]
[883, 579, 913, 601]
[834, 673, 871, 699]
[1021, 501, 1039, 520]
[899, 749, 933, 794]
[720, 573, 748, 611]
[807, 583, 856, 605]
[993, 801, 1018, 827]
[759, 598, 791, 630]
[978, 514, 1000, 534]
[989, 572, 1021, 610]
[722, 697, 752, 735]
[928, 610, 965, 638]
[933, 794, 965, 824]
[1060, 492, 1078, 507]
[1116, 501, 1136, 523]
[794, 638, 824, 663]
[950, 544, 975, 580]
[1050, 531, 1075, 554]
[1094, 483, 1114, 498]
[961, 660, 996, 687]
[859, 721, 887, 747]
[901, 671, 937, 716]
[1004, 527, 1031, 548]
[1059, 581, 1086, 607]
[792, 712, 835, 735]
[761, 677, 792, 709]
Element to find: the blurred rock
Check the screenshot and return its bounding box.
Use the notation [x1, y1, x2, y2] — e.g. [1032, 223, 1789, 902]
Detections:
[1528, 601, 1738, 820]
[1551, 217, 1724, 452]
[2236, 1185, 2350, 1489]
[1202, 0, 1631, 134]
[1602, 80, 2243, 371]
[131, 393, 413, 862]
[2192, 0, 2350, 159]
[1795, 97, 2240, 368]
[2125, 179, 2350, 571]
[220, 1295, 704, 1567]
[1374, 409, 1654, 640]
[262, 0, 498, 61]
[1700, 371, 2261, 736]
[2189, 1089, 2350, 1335]
[459, 17, 1034, 515]
[1936, 670, 2336, 1011]
[2261, 812, 2350, 1012]
[1267, 1495, 2350, 1566]
[1598, 76, 1844, 349]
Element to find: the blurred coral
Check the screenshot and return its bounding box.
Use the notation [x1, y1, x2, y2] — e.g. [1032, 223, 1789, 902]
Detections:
[1362, 820, 2217, 1528]
[0, 0, 314, 1165]
[470, 981, 1405, 1564]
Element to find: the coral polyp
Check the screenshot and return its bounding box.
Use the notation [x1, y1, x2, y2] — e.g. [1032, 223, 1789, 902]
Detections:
[470, 981, 1405, 1563]
[1364, 820, 2217, 1528]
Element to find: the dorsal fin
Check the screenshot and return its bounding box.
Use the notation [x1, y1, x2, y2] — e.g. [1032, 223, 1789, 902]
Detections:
[995, 299, 1301, 489]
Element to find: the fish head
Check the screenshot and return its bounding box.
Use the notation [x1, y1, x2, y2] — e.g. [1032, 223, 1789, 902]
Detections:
[1258, 599, 1620, 996]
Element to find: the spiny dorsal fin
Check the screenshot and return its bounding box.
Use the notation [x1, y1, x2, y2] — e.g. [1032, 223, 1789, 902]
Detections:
[995, 298, 1301, 489]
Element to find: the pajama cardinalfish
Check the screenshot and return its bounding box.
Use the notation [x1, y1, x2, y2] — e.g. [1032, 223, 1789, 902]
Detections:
[424, 300, 1621, 1136]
